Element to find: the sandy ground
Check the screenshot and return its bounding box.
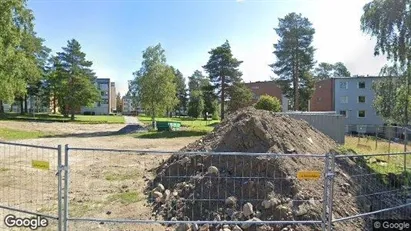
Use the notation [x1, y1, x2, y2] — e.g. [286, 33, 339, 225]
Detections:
[0, 121, 199, 231]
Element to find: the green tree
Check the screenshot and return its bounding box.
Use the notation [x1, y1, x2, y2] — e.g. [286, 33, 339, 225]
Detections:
[187, 90, 204, 118]
[373, 64, 407, 124]
[313, 62, 351, 80]
[270, 13, 316, 111]
[56, 39, 100, 120]
[227, 82, 253, 112]
[314, 62, 334, 80]
[172, 67, 188, 116]
[133, 44, 177, 127]
[333, 62, 351, 77]
[203, 40, 243, 120]
[116, 93, 123, 113]
[0, 0, 46, 113]
[255, 94, 282, 112]
[361, 0, 411, 125]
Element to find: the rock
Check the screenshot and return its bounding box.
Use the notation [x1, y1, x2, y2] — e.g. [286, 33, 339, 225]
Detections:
[232, 225, 243, 231]
[270, 198, 281, 207]
[173, 191, 179, 197]
[226, 208, 235, 218]
[121, 185, 128, 189]
[281, 228, 289, 231]
[257, 225, 273, 231]
[295, 205, 309, 217]
[153, 191, 163, 203]
[163, 189, 171, 202]
[262, 200, 272, 209]
[106, 211, 111, 215]
[207, 166, 219, 175]
[225, 196, 237, 206]
[214, 214, 221, 221]
[176, 223, 190, 231]
[191, 223, 199, 231]
[241, 217, 262, 229]
[199, 224, 210, 231]
[276, 205, 289, 214]
[255, 210, 262, 218]
[242, 202, 254, 217]
[222, 225, 231, 231]
[156, 183, 165, 192]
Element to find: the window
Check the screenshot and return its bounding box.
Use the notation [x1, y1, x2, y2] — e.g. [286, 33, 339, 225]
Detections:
[358, 96, 366, 103]
[340, 81, 348, 89]
[340, 96, 348, 104]
[339, 110, 348, 118]
[358, 81, 365, 89]
[358, 110, 366, 118]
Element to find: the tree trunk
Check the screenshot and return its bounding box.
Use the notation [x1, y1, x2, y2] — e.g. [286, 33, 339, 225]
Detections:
[53, 95, 56, 114]
[24, 95, 28, 114]
[70, 107, 75, 121]
[20, 98, 24, 115]
[221, 76, 225, 120]
[0, 100, 3, 114]
[405, 62, 410, 126]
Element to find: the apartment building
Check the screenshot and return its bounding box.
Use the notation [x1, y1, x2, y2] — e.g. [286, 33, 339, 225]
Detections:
[309, 79, 335, 111]
[244, 81, 289, 111]
[334, 76, 384, 133]
[81, 78, 111, 115]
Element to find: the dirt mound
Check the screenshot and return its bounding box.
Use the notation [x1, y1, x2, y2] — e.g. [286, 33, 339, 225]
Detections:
[148, 108, 409, 231]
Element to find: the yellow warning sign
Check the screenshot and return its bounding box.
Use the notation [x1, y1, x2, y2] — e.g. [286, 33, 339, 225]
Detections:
[32, 160, 50, 170]
[297, 171, 321, 180]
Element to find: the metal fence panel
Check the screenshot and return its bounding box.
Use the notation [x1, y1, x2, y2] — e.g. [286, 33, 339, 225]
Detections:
[0, 141, 60, 231]
[332, 152, 411, 230]
[65, 146, 327, 231]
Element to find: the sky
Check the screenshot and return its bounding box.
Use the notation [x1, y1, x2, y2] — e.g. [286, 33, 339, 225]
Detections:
[28, 0, 388, 96]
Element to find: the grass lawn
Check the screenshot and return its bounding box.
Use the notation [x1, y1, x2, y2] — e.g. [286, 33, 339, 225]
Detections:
[344, 136, 409, 154]
[343, 136, 411, 186]
[135, 115, 220, 138]
[0, 128, 47, 140]
[0, 113, 125, 124]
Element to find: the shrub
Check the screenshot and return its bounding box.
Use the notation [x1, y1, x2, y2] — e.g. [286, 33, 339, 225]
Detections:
[254, 94, 282, 112]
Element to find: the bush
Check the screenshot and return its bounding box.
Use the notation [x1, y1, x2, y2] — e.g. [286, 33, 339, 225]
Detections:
[254, 95, 281, 112]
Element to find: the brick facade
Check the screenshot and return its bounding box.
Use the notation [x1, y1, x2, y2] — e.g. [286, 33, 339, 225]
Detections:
[244, 81, 283, 103]
[309, 79, 334, 111]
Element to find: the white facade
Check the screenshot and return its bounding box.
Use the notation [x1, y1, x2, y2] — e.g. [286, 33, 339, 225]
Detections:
[81, 78, 111, 115]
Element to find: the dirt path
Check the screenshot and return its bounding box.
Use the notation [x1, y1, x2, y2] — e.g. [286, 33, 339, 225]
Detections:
[0, 121, 200, 231]
[123, 116, 140, 125]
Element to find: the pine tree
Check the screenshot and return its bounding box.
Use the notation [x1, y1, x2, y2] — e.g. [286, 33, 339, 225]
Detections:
[203, 40, 243, 119]
[270, 13, 316, 111]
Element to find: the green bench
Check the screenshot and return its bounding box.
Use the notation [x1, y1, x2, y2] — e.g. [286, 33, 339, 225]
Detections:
[156, 121, 181, 131]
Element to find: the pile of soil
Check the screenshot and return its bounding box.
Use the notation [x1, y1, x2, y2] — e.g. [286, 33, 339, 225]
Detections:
[147, 108, 410, 231]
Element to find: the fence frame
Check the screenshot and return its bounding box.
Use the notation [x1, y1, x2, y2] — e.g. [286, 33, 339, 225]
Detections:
[0, 141, 62, 231]
[1, 140, 410, 231]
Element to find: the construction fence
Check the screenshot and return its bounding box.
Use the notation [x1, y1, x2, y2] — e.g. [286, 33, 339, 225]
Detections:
[0, 141, 410, 231]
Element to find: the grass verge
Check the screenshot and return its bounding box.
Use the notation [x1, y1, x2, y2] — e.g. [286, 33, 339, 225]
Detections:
[0, 113, 125, 124]
[0, 128, 47, 140]
[108, 192, 144, 204]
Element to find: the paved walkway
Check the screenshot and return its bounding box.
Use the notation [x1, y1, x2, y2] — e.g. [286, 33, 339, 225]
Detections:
[123, 116, 140, 125]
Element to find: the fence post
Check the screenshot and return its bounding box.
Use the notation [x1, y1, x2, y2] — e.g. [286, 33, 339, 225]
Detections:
[63, 144, 69, 231]
[322, 153, 335, 231]
[375, 125, 378, 150]
[57, 145, 62, 231]
[404, 128, 407, 174]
